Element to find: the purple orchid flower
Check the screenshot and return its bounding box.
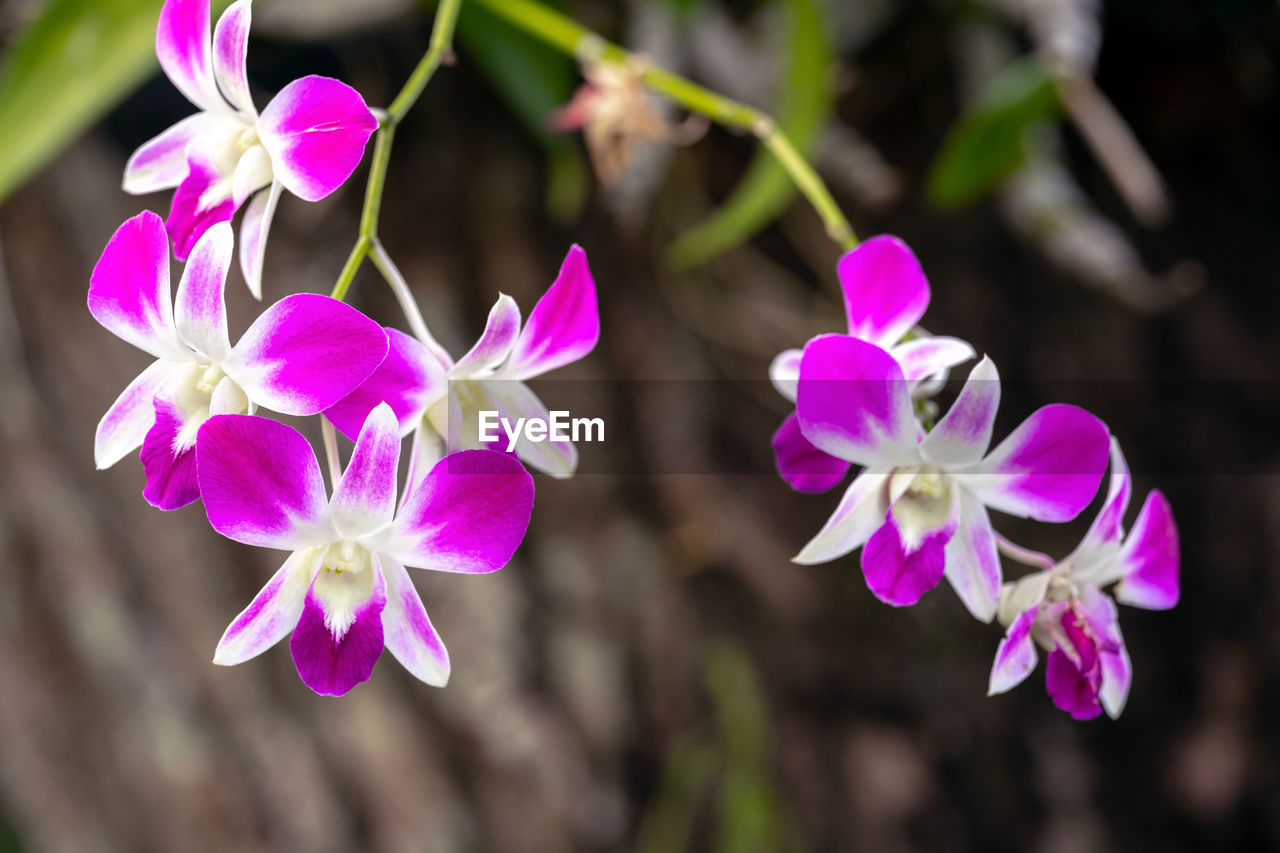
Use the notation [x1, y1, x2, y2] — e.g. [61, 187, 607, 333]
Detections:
[197, 404, 534, 696]
[326, 245, 599, 480]
[123, 0, 378, 298]
[793, 334, 1110, 621]
[988, 439, 1179, 719]
[770, 236, 975, 493]
[89, 211, 388, 510]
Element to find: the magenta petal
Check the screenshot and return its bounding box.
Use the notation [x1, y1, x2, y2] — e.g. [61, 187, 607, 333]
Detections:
[123, 113, 215, 194]
[257, 75, 378, 202]
[380, 557, 450, 686]
[289, 565, 386, 697]
[772, 412, 851, 493]
[325, 328, 445, 442]
[1115, 490, 1180, 610]
[140, 397, 202, 510]
[962, 404, 1110, 523]
[225, 294, 388, 417]
[861, 514, 952, 607]
[174, 221, 232, 361]
[502, 245, 600, 380]
[157, 0, 218, 110]
[1046, 647, 1103, 720]
[215, 548, 316, 666]
[451, 295, 521, 376]
[796, 334, 918, 468]
[330, 404, 400, 539]
[891, 336, 976, 385]
[166, 153, 235, 261]
[197, 414, 329, 549]
[989, 606, 1040, 695]
[386, 449, 534, 573]
[920, 356, 999, 466]
[88, 211, 182, 359]
[212, 0, 254, 115]
[838, 236, 930, 349]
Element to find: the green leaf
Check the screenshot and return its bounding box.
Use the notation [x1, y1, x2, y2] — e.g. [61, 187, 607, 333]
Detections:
[0, 0, 169, 203]
[927, 58, 1062, 209]
[664, 0, 832, 270]
[455, 0, 588, 222]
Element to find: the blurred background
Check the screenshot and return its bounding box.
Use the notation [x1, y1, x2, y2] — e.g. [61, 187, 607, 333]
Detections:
[0, 0, 1278, 850]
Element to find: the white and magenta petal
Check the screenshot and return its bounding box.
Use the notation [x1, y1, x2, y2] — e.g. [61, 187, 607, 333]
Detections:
[197, 414, 330, 549]
[122, 113, 216, 194]
[156, 0, 220, 111]
[501, 245, 600, 380]
[891, 336, 976, 386]
[942, 490, 1002, 622]
[211, 0, 254, 116]
[174, 221, 232, 362]
[289, 554, 387, 696]
[330, 404, 400, 539]
[384, 449, 534, 573]
[769, 348, 802, 402]
[837, 235, 930, 349]
[224, 294, 389, 416]
[325, 328, 446, 442]
[140, 396, 203, 510]
[793, 467, 891, 565]
[958, 404, 1110, 523]
[989, 606, 1040, 695]
[94, 359, 186, 469]
[1075, 438, 1133, 559]
[772, 412, 851, 494]
[449, 295, 521, 377]
[920, 356, 1000, 467]
[474, 379, 578, 478]
[214, 547, 318, 666]
[1114, 490, 1180, 610]
[380, 557, 450, 686]
[795, 334, 919, 469]
[861, 512, 953, 607]
[166, 152, 235, 261]
[1099, 642, 1132, 719]
[88, 211, 183, 359]
[257, 75, 378, 202]
[238, 180, 282, 300]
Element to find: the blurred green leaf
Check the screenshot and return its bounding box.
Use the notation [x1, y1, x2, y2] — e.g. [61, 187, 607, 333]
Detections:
[664, 0, 832, 270]
[927, 57, 1062, 209]
[0, 0, 167, 204]
[455, 0, 588, 222]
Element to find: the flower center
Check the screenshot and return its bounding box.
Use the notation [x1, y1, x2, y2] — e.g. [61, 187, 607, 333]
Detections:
[313, 541, 376, 639]
[321, 540, 370, 577]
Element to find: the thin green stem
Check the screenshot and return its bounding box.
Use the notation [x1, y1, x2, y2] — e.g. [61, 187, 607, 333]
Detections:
[330, 0, 464, 301]
[470, 0, 856, 250]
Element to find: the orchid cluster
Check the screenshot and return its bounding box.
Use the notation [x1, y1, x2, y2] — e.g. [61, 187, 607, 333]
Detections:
[89, 0, 599, 696]
[770, 236, 1180, 720]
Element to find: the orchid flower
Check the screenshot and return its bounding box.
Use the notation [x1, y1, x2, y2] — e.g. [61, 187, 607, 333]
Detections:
[90, 211, 388, 510]
[124, 0, 378, 298]
[793, 334, 1110, 621]
[197, 404, 534, 695]
[325, 245, 599, 481]
[988, 439, 1179, 719]
[770, 236, 976, 493]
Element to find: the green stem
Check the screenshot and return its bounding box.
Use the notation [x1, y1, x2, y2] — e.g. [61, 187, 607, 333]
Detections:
[330, 0, 464, 300]
[469, 0, 856, 250]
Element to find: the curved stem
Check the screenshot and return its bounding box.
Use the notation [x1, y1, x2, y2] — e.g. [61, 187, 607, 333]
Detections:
[368, 240, 452, 367]
[469, 0, 856, 250]
[330, 0, 464, 301]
